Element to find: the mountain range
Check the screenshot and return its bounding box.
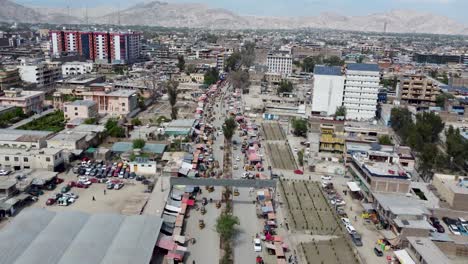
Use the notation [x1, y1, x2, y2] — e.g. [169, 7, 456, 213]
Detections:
[0, 0, 467, 35]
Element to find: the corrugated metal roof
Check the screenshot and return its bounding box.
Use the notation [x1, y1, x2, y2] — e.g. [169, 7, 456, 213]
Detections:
[0, 209, 162, 264]
[347, 63, 380, 72]
[314, 65, 342, 76]
[111, 142, 166, 154]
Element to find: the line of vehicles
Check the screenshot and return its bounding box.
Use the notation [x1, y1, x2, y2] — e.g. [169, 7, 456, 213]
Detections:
[73, 159, 150, 183]
[437, 216, 468, 236]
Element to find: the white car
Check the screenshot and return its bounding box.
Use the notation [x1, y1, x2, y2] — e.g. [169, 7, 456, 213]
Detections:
[341, 217, 351, 226]
[242, 172, 250, 179]
[0, 169, 11, 176]
[449, 224, 461, 235]
[346, 225, 357, 234]
[254, 238, 262, 252]
[321, 181, 331, 188]
[331, 199, 346, 206]
[321, 175, 332, 181]
[235, 156, 241, 161]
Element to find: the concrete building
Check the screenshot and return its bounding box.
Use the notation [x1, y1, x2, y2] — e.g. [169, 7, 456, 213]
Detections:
[0, 148, 64, 171]
[432, 173, 468, 211]
[82, 89, 137, 116]
[129, 158, 157, 176]
[17, 59, 61, 87]
[62, 62, 93, 76]
[0, 68, 21, 90]
[267, 51, 292, 75]
[109, 31, 142, 64]
[311, 65, 345, 116]
[0, 88, 45, 114]
[349, 150, 411, 200]
[63, 100, 98, 120]
[343, 63, 381, 120]
[0, 129, 51, 149]
[406, 237, 452, 264]
[399, 75, 440, 106]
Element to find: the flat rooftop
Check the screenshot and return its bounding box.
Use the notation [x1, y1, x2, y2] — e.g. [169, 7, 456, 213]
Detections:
[0, 129, 52, 142]
[435, 173, 468, 194]
[65, 100, 96, 107]
[0, 208, 163, 264]
[406, 237, 451, 264]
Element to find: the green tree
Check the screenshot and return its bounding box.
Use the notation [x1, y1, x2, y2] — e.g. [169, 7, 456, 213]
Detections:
[176, 55, 185, 72]
[229, 70, 250, 93]
[323, 56, 344, 66]
[297, 150, 304, 166]
[291, 118, 308, 137]
[105, 118, 125, 138]
[84, 118, 97, 124]
[133, 138, 146, 149]
[335, 106, 346, 118]
[216, 214, 239, 241]
[278, 80, 293, 95]
[240, 41, 256, 68]
[204, 67, 219, 85]
[435, 93, 455, 109]
[302, 57, 316, 72]
[378, 135, 392, 145]
[166, 81, 179, 120]
[185, 64, 197, 74]
[131, 118, 142, 126]
[222, 117, 237, 141]
[225, 52, 242, 72]
[445, 126, 468, 169]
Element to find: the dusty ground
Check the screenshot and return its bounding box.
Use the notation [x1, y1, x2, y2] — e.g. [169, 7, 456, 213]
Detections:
[30, 171, 150, 215]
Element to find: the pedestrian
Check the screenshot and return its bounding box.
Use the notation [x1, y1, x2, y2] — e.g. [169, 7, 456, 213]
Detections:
[104, 190, 106, 195]
[92, 196, 96, 201]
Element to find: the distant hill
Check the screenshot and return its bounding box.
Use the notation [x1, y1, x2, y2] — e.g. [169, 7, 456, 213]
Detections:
[1, 0, 467, 35]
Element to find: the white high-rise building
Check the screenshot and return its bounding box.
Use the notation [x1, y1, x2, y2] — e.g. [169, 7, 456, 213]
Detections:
[343, 63, 381, 120]
[311, 66, 345, 116]
[267, 51, 292, 75]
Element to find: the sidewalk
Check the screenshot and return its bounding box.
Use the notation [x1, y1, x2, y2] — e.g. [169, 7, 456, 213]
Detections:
[142, 176, 171, 217]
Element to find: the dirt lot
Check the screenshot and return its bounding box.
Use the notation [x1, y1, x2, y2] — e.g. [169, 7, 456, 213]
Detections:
[301, 239, 360, 264]
[266, 143, 297, 170]
[280, 179, 359, 264]
[261, 122, 286, 141]
[30, 171, 150, 215]
[280, 180, 339, 234]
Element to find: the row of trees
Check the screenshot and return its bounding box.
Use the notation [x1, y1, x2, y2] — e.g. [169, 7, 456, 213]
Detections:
[296, 55, 344, 73]
[390, 108, 460, 180]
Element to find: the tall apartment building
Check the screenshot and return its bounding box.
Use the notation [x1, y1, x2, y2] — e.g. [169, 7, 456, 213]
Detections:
[267, 51, 292, 75]
[343, 63, 381, 121]
[49, 30, 141, 64]
[312, 66, 345, 116]
[399, 74, 440, 106]
[0, 68, 21, 90]
[109, 32, 142, 64]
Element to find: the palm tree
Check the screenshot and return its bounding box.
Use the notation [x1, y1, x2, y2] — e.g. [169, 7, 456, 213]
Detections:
[166, 81, 179, 120]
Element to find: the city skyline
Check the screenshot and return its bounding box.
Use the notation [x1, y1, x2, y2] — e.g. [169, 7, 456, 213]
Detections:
[16, 0, 468, 23]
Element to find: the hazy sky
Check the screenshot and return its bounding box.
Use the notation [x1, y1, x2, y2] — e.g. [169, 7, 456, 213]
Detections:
[16, 0, 468, 23]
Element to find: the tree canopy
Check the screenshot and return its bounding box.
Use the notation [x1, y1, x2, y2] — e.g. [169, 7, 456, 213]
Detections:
[335, 106, 347, 118]
[216, 213, 239, 241]
[277, 80, 293, 95]
[222, 117, 237, 141]
[176, 55, 185, 72]
[204, 67, 219, 85]
[133, 139, 145, 149]
[105, 118, 125, 138]
[229, 70, 250, 93]
[166, 81, 179, 120]
[291, 118, 308, 137]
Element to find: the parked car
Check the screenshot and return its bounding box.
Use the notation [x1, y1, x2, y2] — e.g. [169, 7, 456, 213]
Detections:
[448, 224, 461, 235]
[374, 247, 384, 257]
[55, 177, 64, 184]
[341, 218, 351, 226]
[0, 169, 11, 176]
[350, 233, 363, 247]
[61, 185, 71, 193]
[321, 175, 332, 181]
[254, 238, 262, 252]
[114, 183, 124, 190]
[346, 225, 357, 234]
[46, 198, 56, 206]
[429, 217, 445, 233]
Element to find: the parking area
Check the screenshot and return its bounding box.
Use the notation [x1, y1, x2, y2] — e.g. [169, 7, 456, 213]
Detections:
[266, 143, 297, 170]
[29, 161, 151, 215]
